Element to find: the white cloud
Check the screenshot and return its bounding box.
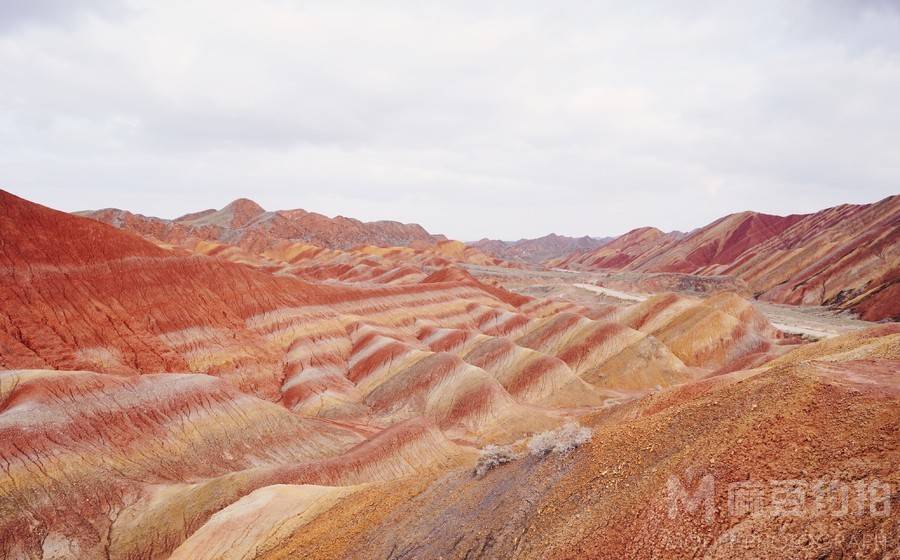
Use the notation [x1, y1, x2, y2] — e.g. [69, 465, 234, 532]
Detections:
[1, 0, 898, 239]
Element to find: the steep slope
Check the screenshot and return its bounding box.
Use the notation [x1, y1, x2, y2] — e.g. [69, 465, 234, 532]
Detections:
[1, 190, 331, 377]
[0, 190, 519, 396]
[553, 227, 684, 269]
[554, 196, 900, 321]
[710, 197, 900, 320]
[630, 211, 805, 273]
[421, 266, 531, 307]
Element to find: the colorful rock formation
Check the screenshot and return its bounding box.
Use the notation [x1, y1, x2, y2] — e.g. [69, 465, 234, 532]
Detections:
[1, 189, 897, 559]
[553, 196, 900, 321]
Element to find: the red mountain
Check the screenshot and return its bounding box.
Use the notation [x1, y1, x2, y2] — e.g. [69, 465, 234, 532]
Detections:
[553, 196, 900, 321]
[1, 189, 898, 560]
[79, 197, 446, 251]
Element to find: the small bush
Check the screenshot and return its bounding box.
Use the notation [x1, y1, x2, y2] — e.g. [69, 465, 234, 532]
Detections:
[473, 444, 517, 477]
[527, 422, 592, 457]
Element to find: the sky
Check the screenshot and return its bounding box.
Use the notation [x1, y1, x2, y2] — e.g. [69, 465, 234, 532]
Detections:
[2, 1, 899, 241]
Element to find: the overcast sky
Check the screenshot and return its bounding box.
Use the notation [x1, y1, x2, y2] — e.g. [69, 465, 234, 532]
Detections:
[2, 1, 898, 240]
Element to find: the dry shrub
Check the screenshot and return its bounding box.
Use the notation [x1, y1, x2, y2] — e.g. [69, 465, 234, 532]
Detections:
[473, 444, 517, 477]
[527, 422, 592, 457]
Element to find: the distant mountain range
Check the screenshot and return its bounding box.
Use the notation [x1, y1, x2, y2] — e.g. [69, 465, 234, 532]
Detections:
[78, 197, 446, 251]
[469, 234, 613, 263]
[76, 194, 900, 321]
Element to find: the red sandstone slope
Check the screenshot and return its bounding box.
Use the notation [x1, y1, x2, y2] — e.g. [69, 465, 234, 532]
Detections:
[80, 197, 446, 251]
[552, 211, 800, 272]
[0, 190, 547, 557]
[710, 197, 900, 320]
[628, 211, 805, 273]
[554, 196, 900, 320]
[0, 190, 514, 384]
[422, 267, 531, 307]
[2, 189, 896, 560]
[554, 227, 684, 269]
[0, 189, 786, 423]
[1, 190, 333, 374]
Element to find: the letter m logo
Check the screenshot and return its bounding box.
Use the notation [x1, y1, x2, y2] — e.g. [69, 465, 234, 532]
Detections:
[667, 473, 716, 524]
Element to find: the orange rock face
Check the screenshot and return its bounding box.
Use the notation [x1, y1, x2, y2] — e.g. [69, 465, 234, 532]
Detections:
[554, 196, 900, 321]
[1, 189, 897, 559]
